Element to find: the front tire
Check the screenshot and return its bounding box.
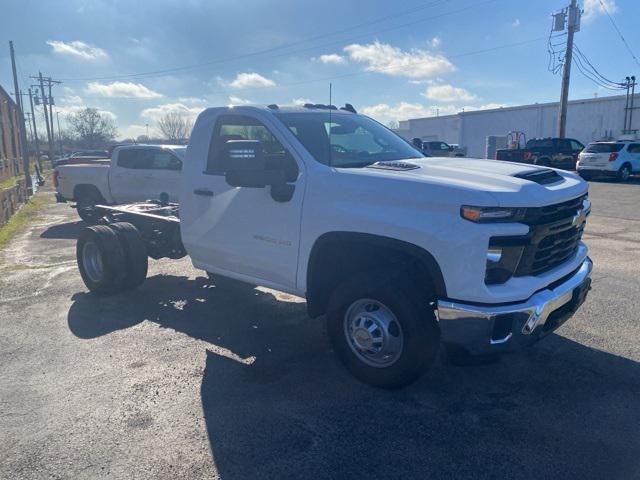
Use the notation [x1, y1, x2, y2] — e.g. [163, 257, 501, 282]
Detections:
[326, 272, 440, 388]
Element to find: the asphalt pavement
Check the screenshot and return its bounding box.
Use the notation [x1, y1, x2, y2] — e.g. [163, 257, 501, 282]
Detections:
[0, 179, 639, 480]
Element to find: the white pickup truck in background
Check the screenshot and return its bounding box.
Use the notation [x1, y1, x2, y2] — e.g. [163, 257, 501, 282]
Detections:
[55, 144, 186, 222]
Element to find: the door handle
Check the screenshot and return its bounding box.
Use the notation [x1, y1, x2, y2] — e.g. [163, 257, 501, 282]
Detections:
[193, 188, 214, 197]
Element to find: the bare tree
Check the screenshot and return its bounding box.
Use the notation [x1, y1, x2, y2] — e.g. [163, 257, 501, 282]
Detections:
[157, 112, 193, 143]
[66, 108, 117, 148]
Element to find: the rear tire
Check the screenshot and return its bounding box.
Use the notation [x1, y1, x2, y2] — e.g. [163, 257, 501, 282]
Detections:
[76, 225, 127, 294]
[326, 272, 440, 389]
[110, 222, 148, 290]
[618, 163, 632, 182]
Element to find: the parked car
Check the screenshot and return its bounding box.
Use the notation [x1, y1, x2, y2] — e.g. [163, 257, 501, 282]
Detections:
[576, 141, 640, 181]
[73, 104, 592, 388]
[496, 137, 584, 170]
[55, 144, 186, 222]
[421, 140, 463, 157]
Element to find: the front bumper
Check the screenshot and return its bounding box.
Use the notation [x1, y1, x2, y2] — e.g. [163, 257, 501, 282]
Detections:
[436, 257, 593, 355]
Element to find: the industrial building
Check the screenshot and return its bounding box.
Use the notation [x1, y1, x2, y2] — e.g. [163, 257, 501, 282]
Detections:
[397, 93, 638, 158]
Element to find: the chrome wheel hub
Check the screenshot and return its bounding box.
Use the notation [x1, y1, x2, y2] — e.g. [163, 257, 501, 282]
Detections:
[343, 299, 404, 368]
[82, 241, 104, 283]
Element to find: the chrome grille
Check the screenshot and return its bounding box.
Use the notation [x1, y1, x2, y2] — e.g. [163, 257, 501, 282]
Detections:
[515, 195, 588, 276]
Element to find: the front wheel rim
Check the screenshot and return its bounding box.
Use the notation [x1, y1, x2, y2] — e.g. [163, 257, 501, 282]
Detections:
[343, 298, 404, 368]
[82, 241, 104, 283]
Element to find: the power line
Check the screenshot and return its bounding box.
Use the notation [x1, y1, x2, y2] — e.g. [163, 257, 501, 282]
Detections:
[57, 0, 498, 83]
[572, 44, 626, 89]
[598, 0, 640, 68]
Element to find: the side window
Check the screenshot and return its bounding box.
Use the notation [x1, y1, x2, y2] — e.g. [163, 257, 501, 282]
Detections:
[570, 140, 583, 151]
[440, 142, 450, 151]
[117, 149, 142, 169]
[206, 115, 297, 181]
[627, 143, 640, 154]
[151, 150, 182, 170]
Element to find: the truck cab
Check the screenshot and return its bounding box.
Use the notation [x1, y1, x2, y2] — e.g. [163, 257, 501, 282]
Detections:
[55, 144, 186, 221]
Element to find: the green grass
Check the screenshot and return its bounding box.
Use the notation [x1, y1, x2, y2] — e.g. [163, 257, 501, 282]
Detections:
[0, 195, 51, 251]
[0, 175, 20, 190]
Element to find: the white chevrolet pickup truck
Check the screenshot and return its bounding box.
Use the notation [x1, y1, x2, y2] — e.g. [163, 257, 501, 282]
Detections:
[55, 144, 186, 222]
[72, 104, 592, 388]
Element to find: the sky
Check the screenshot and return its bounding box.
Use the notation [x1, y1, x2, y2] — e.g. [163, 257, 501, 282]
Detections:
[1, 0, 639, 140]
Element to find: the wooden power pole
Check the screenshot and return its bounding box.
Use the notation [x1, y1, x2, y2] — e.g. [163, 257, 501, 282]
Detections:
[557, 0, 579, 138]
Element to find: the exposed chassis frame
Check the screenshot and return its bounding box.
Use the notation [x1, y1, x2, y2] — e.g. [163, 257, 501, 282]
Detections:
[92, 201, 186, 260]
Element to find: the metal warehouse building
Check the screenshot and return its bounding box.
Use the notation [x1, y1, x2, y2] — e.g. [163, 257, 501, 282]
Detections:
[397, 93, 638, 158]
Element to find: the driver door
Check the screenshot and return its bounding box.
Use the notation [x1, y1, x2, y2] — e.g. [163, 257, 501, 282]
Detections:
[185, 114, 304, 290]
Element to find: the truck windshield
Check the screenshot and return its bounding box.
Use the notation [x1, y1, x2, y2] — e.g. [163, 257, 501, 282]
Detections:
[584, 143, 624, 153]
[274, 112, 423, 167]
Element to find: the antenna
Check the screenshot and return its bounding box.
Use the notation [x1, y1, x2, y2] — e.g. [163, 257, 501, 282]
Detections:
[328, 82, 332, 167]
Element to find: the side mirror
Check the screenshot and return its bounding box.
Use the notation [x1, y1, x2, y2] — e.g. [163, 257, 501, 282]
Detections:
[223, 140, 283, 188]
[223, 140, 294, 201]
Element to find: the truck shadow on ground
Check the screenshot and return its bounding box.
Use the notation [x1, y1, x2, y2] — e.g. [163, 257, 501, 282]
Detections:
[67, 274, 640, 480]
[40, 221, 85, 240]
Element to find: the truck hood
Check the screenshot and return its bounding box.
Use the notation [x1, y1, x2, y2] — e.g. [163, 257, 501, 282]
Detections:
[357, 157, 588, 207]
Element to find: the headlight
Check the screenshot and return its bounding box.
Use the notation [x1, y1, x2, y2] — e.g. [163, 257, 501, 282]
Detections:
[460, 206, 526, 223]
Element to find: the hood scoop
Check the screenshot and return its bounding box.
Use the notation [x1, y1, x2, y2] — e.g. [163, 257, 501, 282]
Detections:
[367, 161, 421, 171]
[513, 168, 563, 185]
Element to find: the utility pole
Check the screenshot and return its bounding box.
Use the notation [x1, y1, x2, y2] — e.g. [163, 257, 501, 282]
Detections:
[28, 88, 42, 169]
[9, 41, 32, 193]
[35, 72, 54, 165]
[629, 76, 636, 134]
[56, 111, 63, 155]
[623, 76, 631, 132]
[557, 0, 579, 138]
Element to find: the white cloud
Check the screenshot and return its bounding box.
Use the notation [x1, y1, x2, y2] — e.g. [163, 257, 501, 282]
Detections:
[362, 102, 434, 123]
[362, 101, 508, 123]
[60, 94, 84, 105]
[56, 104, 117, 121]
[119, 124, 151, 140]
[86, 81, 162, 98]
[46, 40, 108, 60]
[177, 96, 207, 105]
[423, 84, 477, 102]
[428, 37, 441, 48]
[225, 72, 276, 89]
[140, 102, 204, 123]
[293, 98, 313, 106]
[228, 96, 251, 105]
[511, 18, 521, 27]
[344, 41, 455, 78]
[583, 0, 617, 21]
[317, 53, 346, 64]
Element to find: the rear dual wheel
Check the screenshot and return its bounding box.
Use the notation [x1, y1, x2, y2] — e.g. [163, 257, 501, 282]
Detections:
[77, 222, 148, 294]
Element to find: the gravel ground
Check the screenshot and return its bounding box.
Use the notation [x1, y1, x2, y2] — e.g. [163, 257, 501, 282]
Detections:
[0, 179, 639, 480]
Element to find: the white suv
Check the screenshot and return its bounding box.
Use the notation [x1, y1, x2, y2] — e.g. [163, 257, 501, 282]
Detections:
[577, 141, 640, 181]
